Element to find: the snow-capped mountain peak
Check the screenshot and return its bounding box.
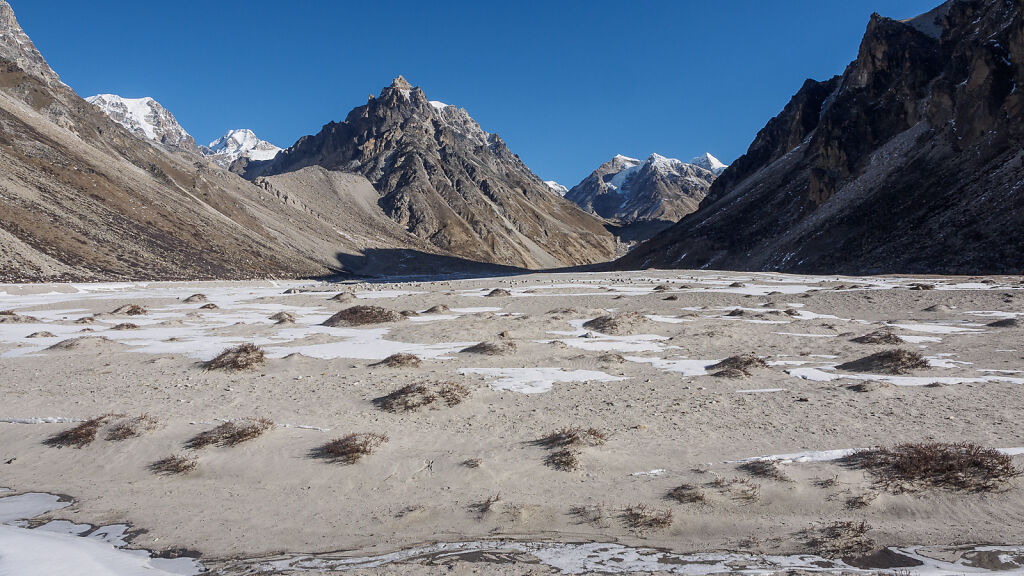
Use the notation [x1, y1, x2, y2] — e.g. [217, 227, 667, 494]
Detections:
[85, 94, 197, 152]
[202, 129, 282, 167]
[544, 181, 569, 196]
[690, 152, 728, 176]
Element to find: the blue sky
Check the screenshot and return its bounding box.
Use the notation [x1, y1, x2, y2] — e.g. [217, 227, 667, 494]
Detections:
[13, 0, 940, 186]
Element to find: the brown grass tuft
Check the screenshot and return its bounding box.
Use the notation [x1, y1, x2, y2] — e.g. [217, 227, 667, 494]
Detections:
[485, 289, 511, 297]
[621, 504, 673, 532]
[582, 312, 648, 335]
[205, 344, 266, 371]
[837, 349, 929, 374]
[0, 311, 39, 323]
[111, 304, 147, 316]
[469, 494, 502, 517]
[105, 414, 159, 441]
[183, 294, 207, 303]
[851, 329, 903, 345]
[424, 305, 451, 313]
[26, 331, 56, 338]
[460, 341, 517, 355]
[374, 381, 470, 412]
[199, 303, 219, 310]
[847, 381, 892, 393]
[710, 355, 768, 373]
[111, 322, 139, 330]
[739, 460, 791, 482]
[186, 418, 273, 449]
[666, 484, 706, 504]
[569, 504, 609, 527]
[150, 454, 198, 475]
[44, 416, 113, 448]
[535, 427, 608, 449]
[809, 521, 874, 557]
[546, 449, 581, 471]
[462, 458, 482, 468]
[371, 353, 422, 368]
[312, 433, 388, 464]
[844, 442, 1020, 492]
[322, 305, 404, 326]
[269, 311, 295, 324]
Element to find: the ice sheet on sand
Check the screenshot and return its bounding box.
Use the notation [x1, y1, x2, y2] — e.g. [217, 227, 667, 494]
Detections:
[736, 388, 787, 393]
[0, 493, 70, 523]
[458, 368, 625, 394]
[624, 356, 718, 377]
[900, 334, 942, 343]
[543, 319, 669, 353]
[644, 315, 692, 324]
[786, 366, 1024, 387]
[890, 323, 984, 334]
[729, 449, 858, 464]
[773, 332, 836, 338]
[0, 417, 81, 424]
[268, 327, 474, 361]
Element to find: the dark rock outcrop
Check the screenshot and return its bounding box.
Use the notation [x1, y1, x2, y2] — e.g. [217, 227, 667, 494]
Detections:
[619, 0, 1024, 274]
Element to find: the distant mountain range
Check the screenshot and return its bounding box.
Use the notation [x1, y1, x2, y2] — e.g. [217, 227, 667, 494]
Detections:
[619, 0, 1024, 274]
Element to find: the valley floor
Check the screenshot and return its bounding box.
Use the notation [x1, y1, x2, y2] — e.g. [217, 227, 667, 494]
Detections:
[1, 270, 1023, 575]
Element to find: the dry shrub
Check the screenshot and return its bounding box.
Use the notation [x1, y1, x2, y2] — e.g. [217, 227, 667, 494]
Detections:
[74, 316, 97, 324]
[485, 289, 511, 297]
[726, 308, 745, 316]
[847, 381, 892, 393]
[845, 491, 878, 509]
[844, 442, 1020, 492]
[374, 381, 469, 412]
[739, 460, 791, 482]
[851, 329, 903, 345]
[26, 331, 56, 338]
[569, 504, 608, 527]
[988, 318, 1019, 328]
[322, 305, 403, 326]
[909, 283, 935, 291]
[111, 304, 147, 315]
[269, 311, 295, 324]
[809, 521, 874, 557]
[783, 309, 801, 317]
[106, 414, 159, 441]
[653, 285, 671, 291]
[186, 418, 273, 449]
[424, 305, 450, 313]
[621, 504, 673, 532]
[330, 292, 356, 303]
[460, 341, 517, 355]
[150, 454, 197, 475]
[582, 312, 647, 335]
[814, 475, 840, 488]
[546, 449, 581, 471]
[371, 353, 421, 368]
[44, 415, 113, 448]
[0, 311, 38, 323]
[199, 303, 219, 310]
[666, 484, 706, 504]
[313, 433, 388, 464]
[598, 353, 626, 364]
[469, 494, 502, 518]
[709, 475, 761, 503]
[462, 458, 482, 468]
[837, 349, 929, 375]
[111, 323, 139, 330]
[535, 427, 608, 449]
[729, 282, 746, 288]
[663, 295, 679, 301]
[205, 343, 265, 371]
[710, 355, 767, 378]
[183, 294, 207, 303]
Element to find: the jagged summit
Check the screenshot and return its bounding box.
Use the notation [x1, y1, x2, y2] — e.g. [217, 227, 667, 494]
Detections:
[202, 129, 281, 168]
[0, 0, 61, 86]
[565, 153, 717, 229]
[241, 77, 615, 268]
[689, 153, 728, 176]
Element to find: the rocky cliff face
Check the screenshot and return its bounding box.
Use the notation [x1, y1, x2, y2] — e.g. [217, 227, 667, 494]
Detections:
[619, 0, 1024, 275]
[242, 77, 616, 269]
[565, 153, 716, 226]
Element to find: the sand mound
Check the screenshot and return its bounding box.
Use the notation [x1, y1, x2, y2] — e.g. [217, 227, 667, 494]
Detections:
[47, 336, 121, 351]
[111, 304, 147, 315]
[582, 312, 648, 335]
[373, 381, 470, 412]
[485, 288, 512, 297]
[837, 349, 929, 375]
[199, 303, 219, 310]
[26, 331, 56, 338]
[270, 311, 296, 324]
[371, 353, 421, 368]
[461, 341, 518, 355]
[205, 344, 266, 371]
[847, 381, 893, 392]
[330, 292, 357, 303]
[923, 304, 952, 312]
[851, 329, 903, 345]
[183, 294, 207, 303]
[424, 305, 451, 314]
[709, 355, 768, 378]
[323, 305, 404, 326]
[0, 311, 39, 323]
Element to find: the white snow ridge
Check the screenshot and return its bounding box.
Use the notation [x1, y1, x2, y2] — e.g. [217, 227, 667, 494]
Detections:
[202, 129, 282, 167]
[690, 152, 728, 175]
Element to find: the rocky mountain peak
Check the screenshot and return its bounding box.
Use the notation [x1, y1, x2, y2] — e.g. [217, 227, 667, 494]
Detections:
[202, 128, 282, 168]
[0, 0, 61, 86]
[85, 94, 198, 152]
[689, 153, 728, 176]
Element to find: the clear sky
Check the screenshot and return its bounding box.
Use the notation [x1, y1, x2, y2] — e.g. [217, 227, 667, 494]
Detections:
[12, 0, 941, 186]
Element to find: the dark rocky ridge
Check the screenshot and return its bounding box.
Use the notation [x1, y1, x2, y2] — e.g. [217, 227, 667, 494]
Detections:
[618, 0, 1024, 274]
[242, 77, 616, 269]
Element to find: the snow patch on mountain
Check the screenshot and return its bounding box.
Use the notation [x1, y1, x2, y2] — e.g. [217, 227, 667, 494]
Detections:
[202, 129, 282, 167]
[85, 94, 196, 151]
[544, 181, 569, 196]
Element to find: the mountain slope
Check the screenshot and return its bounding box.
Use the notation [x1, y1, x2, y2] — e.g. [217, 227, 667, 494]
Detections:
[619, 0, 1024, 274]
[0, 0, 471, 282]
[565, 153, 716, 225]
[242, 76, 616, 269]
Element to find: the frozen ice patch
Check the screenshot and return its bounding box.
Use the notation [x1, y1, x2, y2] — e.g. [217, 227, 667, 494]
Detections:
[458, 368, 626, 394]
